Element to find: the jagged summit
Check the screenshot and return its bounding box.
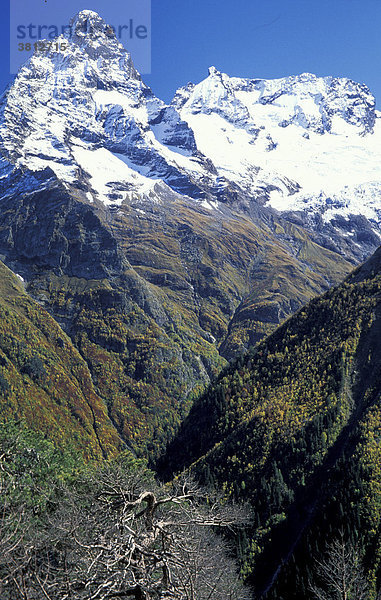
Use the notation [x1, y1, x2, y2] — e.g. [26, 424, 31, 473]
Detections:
[0, 9, 210, 206]
[68, 10, 119, 51]
[208, 66, 221, 76]
[63, 9, 138, 70]
[172, 65, 381, 235]
[0, 8, 380, 241]
[72, 9, 104, 21]
[70, 9, 106, 29]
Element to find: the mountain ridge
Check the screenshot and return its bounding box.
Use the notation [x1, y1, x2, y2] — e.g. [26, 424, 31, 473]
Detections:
[0, 9, 379, 458]
[159, 244, 381, 595]
[1, 12, 381, 595]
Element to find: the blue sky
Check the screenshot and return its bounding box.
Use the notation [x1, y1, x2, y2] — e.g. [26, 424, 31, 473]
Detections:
[1, 0, 381, 105]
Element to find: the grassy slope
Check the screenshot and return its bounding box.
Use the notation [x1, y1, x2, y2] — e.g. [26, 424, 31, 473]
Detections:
[20, 194, 352, 463]
[111, 199, 353, 360]
[30, 271, 225, 461]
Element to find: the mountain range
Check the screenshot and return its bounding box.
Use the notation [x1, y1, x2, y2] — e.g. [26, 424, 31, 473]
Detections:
[1, 10, 380, 460]
[1, 9, 381, 597]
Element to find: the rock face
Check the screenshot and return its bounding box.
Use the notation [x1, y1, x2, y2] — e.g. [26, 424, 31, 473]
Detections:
[175, 68, 381, 237]
[0, 180, 124, 279]
[0, 10, 380, 456]
[0, 10, 215, 205]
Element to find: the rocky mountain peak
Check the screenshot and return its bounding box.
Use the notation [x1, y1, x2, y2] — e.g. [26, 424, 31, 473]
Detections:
[0, 9, 215, 207]
[208, 66, 221, 77]
[70, 10, 109, 36]
[0, 9, 379, 244]
[67, 10, 137, 68]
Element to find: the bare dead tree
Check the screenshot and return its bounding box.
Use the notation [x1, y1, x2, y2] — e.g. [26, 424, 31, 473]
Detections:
[0, 456, 252, 600]
[309, 533, 369, 600]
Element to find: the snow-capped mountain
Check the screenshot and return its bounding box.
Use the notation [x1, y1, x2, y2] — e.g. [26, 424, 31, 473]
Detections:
[174, 67, 381, 226]
[0, 9, 380, 438]
[1, 8, 380, 235]
[0, 10, 225, 208]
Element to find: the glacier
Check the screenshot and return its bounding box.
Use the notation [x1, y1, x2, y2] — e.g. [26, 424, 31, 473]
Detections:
[0, 9, 380, 238]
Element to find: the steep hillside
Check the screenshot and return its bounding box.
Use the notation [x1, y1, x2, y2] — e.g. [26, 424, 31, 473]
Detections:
[160, 247, 381, 597]
[0, 177, 353, 460]
[0, 261, 123, 460]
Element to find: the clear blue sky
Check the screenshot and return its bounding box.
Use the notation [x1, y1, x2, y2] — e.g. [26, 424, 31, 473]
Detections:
[1, 0, 381, 105]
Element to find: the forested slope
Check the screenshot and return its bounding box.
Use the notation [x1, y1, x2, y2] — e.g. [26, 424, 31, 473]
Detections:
[160, 246, 381, 597]
[0, 261, 123, 460]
